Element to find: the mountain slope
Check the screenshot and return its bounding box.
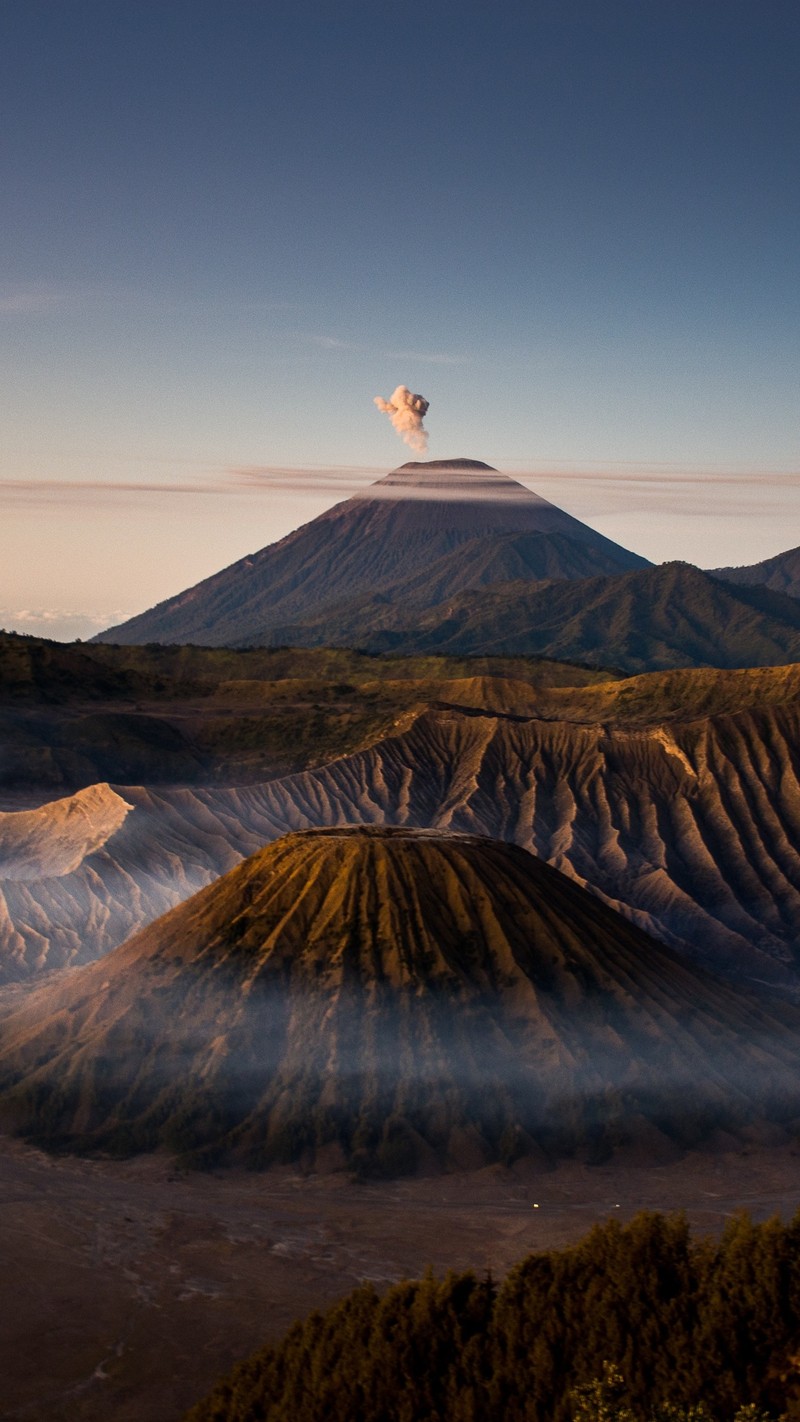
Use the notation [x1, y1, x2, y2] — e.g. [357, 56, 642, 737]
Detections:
[297, 562, 800, 672]
[1, 665, 800, 989]
[711, 544, 800, 600]
[2, 827, 798, 1171]
[300, 529, 647, 617]
[94, 461, 649, 647]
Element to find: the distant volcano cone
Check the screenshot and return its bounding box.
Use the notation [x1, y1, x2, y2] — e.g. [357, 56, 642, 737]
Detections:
[93, 461, 650, 647]
[0, 827, 798, 1172]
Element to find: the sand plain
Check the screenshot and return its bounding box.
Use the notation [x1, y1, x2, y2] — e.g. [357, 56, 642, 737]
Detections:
[1, 1136, 800, 1422]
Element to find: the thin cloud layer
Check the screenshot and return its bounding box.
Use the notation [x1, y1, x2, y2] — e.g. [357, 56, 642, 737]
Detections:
[0, 464, 798, 517]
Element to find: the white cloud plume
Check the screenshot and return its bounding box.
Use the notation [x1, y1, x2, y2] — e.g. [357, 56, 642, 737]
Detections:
[373, 384, 430, 454]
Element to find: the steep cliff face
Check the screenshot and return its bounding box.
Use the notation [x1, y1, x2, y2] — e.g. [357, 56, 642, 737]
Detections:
[1, 672, 799, 989]
[1, 827, 797, 1171]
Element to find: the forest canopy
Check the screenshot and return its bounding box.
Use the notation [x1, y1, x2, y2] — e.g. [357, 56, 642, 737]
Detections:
[184, 1210, 800, 1422]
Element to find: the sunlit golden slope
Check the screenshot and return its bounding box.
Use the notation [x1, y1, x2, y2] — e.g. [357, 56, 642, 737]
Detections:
[1, 667, 799, 988]
[1, 828, 798, 1171]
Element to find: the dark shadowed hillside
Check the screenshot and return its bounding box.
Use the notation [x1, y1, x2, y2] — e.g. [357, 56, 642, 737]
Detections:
[0, 629, 611, 792]
[282, 561, 800, 672]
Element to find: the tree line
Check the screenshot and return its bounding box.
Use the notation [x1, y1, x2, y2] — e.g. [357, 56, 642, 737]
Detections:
[183, 1210, 800, 1421]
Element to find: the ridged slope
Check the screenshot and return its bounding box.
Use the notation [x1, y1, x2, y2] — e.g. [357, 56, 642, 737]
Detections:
[273, 529, 646, 631]
[1, 668, 800, 988]
[94, 461, 649, 647]
[0, 783, 131, 881]
[1, 827, 798, 1170]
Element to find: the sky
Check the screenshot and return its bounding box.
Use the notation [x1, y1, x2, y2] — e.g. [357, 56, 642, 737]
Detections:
[2, 0, 799, 640]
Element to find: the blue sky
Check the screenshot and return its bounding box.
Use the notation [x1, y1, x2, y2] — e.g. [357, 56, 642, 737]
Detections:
[2, 1, 799, 638]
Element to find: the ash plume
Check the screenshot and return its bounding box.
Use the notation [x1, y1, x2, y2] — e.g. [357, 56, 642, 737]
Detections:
[373, 384, 430, 453]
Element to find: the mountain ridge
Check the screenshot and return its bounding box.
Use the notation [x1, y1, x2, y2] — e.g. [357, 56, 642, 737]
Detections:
[262, 561, 800, 672]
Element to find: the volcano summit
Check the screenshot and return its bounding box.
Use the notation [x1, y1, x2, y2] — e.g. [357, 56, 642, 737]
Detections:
[95, 460, 650, 647]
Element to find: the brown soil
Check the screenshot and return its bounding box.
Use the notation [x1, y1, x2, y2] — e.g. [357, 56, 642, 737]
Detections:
[2, 1136, 800, 1422]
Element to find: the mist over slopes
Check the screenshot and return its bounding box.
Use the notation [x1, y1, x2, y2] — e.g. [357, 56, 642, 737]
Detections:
[2, 826, 798, 1173]
[93, 461, 649, 648]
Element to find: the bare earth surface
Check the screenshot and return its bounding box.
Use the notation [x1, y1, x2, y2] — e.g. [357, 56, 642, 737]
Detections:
[2, 1137, 800, 1422]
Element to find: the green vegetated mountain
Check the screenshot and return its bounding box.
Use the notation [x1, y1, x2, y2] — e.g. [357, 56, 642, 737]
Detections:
[2, 663, 800, 988]
[184, 1211, 800, 1422]
[93, 460, 650, 647]
[0, 630, 610, 791]
[712, 543, 800, 600]
[2, 827, 799, 1171]
[280, 561, 800, 673]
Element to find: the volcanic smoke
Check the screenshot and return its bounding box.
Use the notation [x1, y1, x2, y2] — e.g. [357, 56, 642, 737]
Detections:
[373, 384, 430, 454]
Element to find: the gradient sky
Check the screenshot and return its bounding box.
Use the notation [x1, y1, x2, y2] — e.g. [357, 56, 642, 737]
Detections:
[2, 0, 799, 639]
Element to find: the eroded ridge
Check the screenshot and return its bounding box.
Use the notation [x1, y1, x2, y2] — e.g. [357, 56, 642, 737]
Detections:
[0, 692, 799, 988]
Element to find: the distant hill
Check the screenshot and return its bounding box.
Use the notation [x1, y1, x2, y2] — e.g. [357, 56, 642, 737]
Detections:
[93, 460, 650, 647]
[273, 561, 800, 673]
[711, 544, 800, 600]
[2, 826, 799, 1172]
[91, 463, 800, 673]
